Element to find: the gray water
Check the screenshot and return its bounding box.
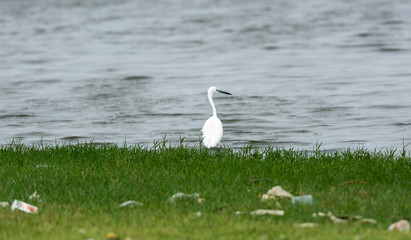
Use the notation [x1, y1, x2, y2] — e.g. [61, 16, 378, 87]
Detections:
[1, 0, 411, 150]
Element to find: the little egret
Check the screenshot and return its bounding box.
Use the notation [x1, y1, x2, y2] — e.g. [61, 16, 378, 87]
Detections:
[201, 86, 231, 148]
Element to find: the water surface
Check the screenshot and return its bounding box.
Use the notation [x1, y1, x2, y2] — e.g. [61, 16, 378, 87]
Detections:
[1, 0, 411, 150]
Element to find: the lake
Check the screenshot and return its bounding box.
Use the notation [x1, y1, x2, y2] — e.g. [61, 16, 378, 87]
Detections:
[1, 0, 411, 150]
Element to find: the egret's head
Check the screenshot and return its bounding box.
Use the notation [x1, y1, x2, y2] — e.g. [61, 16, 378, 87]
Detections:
[208, 86, 218, 94]
[208, 86, 231, 95]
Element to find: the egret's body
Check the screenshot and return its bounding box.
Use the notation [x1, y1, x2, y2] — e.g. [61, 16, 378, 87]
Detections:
[201, 86, 231, 148]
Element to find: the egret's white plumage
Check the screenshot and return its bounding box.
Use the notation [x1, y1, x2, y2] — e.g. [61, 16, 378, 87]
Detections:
[201, 86, 231, 148]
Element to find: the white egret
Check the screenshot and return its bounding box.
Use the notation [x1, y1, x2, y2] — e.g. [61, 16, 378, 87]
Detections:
[201, 86, 231, 148]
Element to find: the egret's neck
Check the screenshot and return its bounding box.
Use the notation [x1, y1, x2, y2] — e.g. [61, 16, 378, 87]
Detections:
[208, 90, 217, 117]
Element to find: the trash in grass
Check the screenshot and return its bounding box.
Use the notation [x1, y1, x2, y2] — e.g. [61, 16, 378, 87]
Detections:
[295, 222, 317, 228]
[193, 211, 202, 217]
[11, 200, 38, 214]
[323, 212, 347, 223]
[36, 164, 49, 168]
[28, 191, 41, 201]
[314, 211, 349, 223]
[313, 211, 377, 224]
[388, 220, 410, 232]
[250, 209, 284, 216]
[104, 232, 120, 240]
[292, 195, 313, 205]
[0, 202, 9, 208]
[166, 192, 202, 203]
[358, 218, 377, 224]
[119, 200, 143, 208]
[261, 186, 293, 201]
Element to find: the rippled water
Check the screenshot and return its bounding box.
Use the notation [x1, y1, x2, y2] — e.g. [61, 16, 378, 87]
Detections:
[1, 0, 411, 150]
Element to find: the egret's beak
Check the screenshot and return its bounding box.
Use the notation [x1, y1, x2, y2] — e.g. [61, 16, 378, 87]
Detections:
[216, 89, 232, 95]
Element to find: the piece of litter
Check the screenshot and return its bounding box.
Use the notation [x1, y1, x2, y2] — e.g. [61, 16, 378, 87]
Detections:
[197, 198, 205, 204]
[388, 220, 410, 232]
[36, 164, 49, 168]
[292, 195, 313, 205]
[314, 211, 376, 224]
[166, 192, 200, 203]
[250, 209, 284, 216]
[104, 232, 120, 240]
[119, 200, 143, 208]
[327, 212, 348, 223]
[295, 222, 317, 228]
[193, 211, 202, 217]
[261, 186, 293, 201]
[11, 200, 38, 214]
[314, 211, 347, 223]
[0, 202, 9, 208]
[28, 191, 41, 201]
[359, 218, 377, 224]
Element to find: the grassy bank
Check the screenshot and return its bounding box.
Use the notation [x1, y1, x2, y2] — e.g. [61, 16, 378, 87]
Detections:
[0, 142, 410, 239]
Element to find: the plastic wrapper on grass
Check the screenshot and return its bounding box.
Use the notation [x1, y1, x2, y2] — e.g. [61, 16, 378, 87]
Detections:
[250, 209, 284, 216]
[193, 211, 202, 217]
[388, 220, 410, 232]
[11, 200, 38, 214]
[28, 191, 42, 202]
[313, 211, 377, 224]
[166, 192, 204, 204]
[119, 200, 143, 208]
[295, 222, 317, 228]
[261, 186, 293, 201]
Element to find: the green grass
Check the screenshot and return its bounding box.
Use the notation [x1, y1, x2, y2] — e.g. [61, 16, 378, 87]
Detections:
[0, 142, 410, 239]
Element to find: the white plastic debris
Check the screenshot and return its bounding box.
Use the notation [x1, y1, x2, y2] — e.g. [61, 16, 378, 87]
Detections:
[359, 218, 377, 224]
[36, 164, 49, 168]
[295, 222, 317, 228]
[250, 209, 284, 216]
[28, 191, 41, 201]
[166, 192, 201, 203]
[314, 211, 376, 224]
[261, 186, 293, 201]
[327, 212, 347, 223]
[0, 202, 9, 208]
[388, 220, 410, 232]
[119, 200, 143, 208]
[11, 200, 38, 214]
[314, 211, 347, 223]
[193, 211, 202, 217]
